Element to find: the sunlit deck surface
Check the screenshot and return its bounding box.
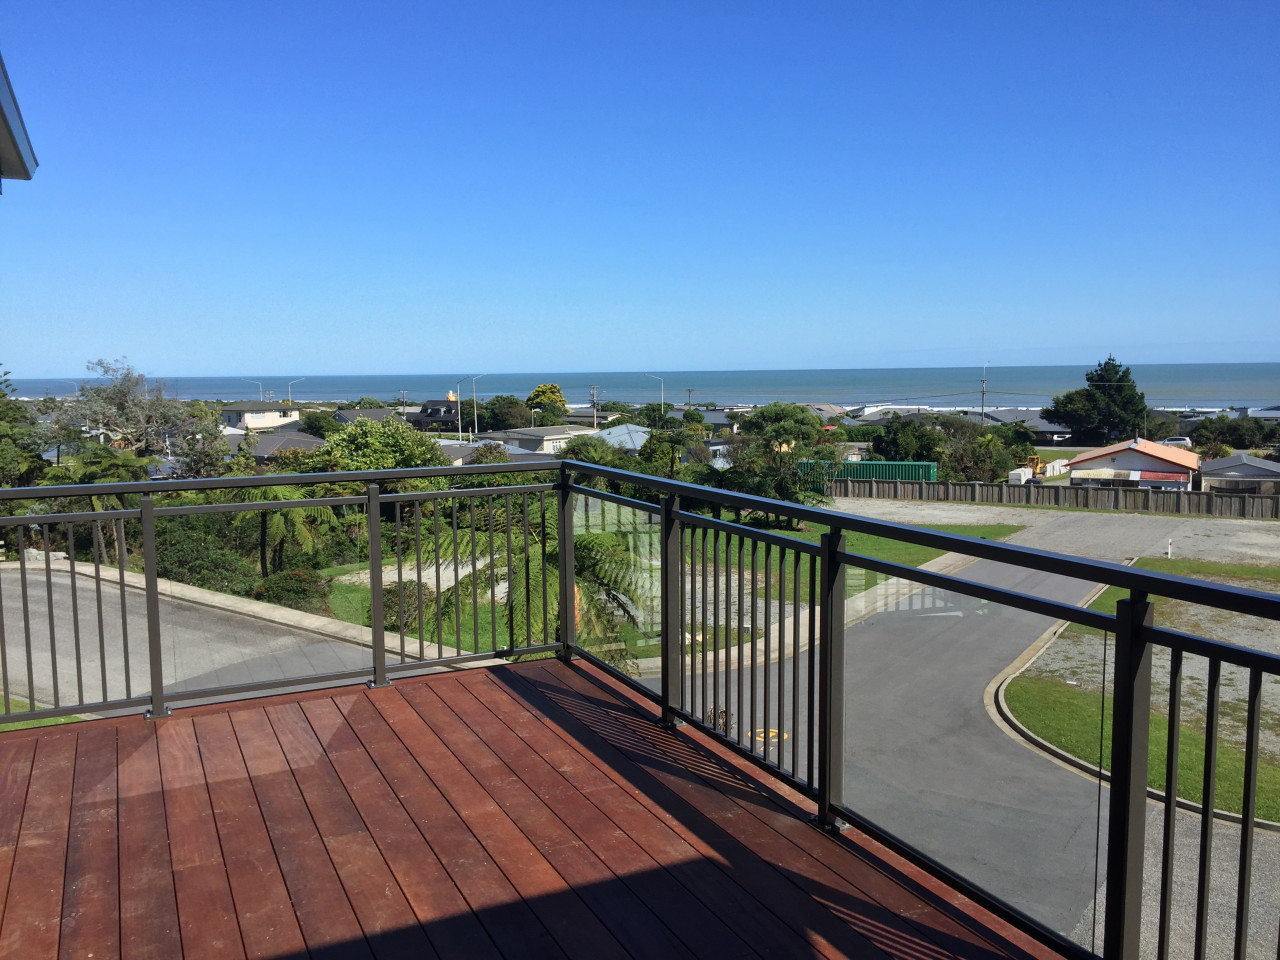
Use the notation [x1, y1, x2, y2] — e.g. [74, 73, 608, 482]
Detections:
[0, 658, 1068, 960]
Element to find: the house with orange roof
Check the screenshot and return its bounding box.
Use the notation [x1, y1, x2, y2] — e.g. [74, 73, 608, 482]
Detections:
[1066, 438, 1200, 490]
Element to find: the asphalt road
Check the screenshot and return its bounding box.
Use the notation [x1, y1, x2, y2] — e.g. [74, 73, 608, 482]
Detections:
[0, 568, 372, 712]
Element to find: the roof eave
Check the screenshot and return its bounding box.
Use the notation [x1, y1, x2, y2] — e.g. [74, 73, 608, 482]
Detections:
[0, 51, 38, 181]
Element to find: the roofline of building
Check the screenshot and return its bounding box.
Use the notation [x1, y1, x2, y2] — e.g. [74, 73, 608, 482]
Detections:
[0, 51, 37, 180]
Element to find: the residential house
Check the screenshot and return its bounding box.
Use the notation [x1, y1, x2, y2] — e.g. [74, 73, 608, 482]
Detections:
[1199, 454, 1280, 496]
[226, 431, 323, 464]
[406, 398, 460, 432]
[986, 408, 1074, 445]
[220, 402, 301, 431]
[1246, 405, 1280, 426]
[1066, 438, 1200, 490]
[474, 425, 598, 455]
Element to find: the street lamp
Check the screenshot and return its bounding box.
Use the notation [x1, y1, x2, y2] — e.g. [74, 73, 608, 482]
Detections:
[645, 374, 664, 421]
[980, 361, 990, 424]
[531, 407, 542, 428]
[470, 374, 487, 435]
[454, 377, 468, 440]
[241, 379, 264, 401]
[287, 378, 306, 404]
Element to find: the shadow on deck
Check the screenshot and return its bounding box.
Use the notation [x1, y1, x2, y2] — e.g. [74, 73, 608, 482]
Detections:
[0, 658, 1069, 959]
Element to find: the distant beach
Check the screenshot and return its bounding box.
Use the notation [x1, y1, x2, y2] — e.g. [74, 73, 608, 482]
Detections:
[11, 363, 1279, 411]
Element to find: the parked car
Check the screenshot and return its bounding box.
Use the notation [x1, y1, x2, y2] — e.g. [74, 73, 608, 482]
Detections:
[1161, 436, 1193, 447]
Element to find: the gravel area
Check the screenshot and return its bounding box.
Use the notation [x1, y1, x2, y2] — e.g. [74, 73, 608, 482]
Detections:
[830, 497, 1280, 565]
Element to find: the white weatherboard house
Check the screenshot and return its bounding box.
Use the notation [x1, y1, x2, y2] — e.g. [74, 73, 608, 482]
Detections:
[220, 402, 302, 431]
[1067, 439, 1200, 491]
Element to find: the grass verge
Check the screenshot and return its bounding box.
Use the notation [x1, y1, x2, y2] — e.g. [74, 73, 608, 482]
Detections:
[0, 697, 84, 732]
[1004, 674, 1280, 821]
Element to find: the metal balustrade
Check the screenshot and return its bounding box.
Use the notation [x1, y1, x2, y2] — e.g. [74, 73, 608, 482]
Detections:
[2, 459, 1278, 959]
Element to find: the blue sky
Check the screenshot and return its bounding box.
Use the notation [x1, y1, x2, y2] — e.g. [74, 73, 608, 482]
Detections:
[2, 1, 1277, 378]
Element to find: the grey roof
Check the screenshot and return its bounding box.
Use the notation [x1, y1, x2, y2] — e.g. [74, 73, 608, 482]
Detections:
[593, 423, 651, 450]
[478, 425, 597, 441]
[226, 432, 323, 457]
[221, 401, 298, 412]
[1200, 454, 1280, 476]
[0, 51, 37, 181]
[333, 407, 404, 424]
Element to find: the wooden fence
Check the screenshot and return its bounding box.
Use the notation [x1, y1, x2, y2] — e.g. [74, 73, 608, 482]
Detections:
[827, 478, 1280, 519]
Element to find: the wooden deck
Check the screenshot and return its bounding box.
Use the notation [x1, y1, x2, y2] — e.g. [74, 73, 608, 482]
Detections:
[0, 658, 1069, 960]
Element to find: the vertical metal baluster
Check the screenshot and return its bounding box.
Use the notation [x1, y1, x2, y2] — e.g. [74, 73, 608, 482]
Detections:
[555, 475, 575, 661]
[504, 494, 515, 650]
[776, 547, 787, 770]
[433, 503, 444, 657]
[736, 532, 745, 746]
[699, 527, 708, 723]
[712, 527, 720, 733]
[395, 501, 405, 663]
[367, 484, 388, 688]
[18, 540, 34, 707]
[817, 532, 847, 829]
[92, 521, 107, 701]
[539, 492, 549, 645]
[65, 522, 84, 706]
[488, 494, 497, 654]
[660, 494, 681, 728]
[750, 539, 758, 756]
[1194, 658, 1221, 960]
[763, 541, 772, 764]
[140, 498, 168, 718]
[41, 526, 60, 708]
[452, 498, 462, 653]
[470, 499, 481, 654]
[0, 546, 9, 713]
[115, 518, 132, 700]
[522, 493, 532, 646]
[1158, 649, 1183, 960]
[1233, 668, 1262, 960]
[414, 503, 425, 661]
[688, 527, 697, 718]
[806, 552, 817, 787]
[678, 523, 686, 715]
[791, 550, 800, 776]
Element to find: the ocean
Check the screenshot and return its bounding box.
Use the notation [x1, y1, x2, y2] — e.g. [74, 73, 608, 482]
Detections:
[10, 364, 1280, 411]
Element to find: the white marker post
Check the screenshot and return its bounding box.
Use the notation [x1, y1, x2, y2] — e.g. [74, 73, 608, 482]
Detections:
[1167, 539, 1173, 559]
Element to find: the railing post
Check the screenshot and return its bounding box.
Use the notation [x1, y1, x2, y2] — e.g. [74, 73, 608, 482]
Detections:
[816, 531, 846, 829]
[1103, 593, 1154, 960]
[660, 493, 682, 727]
[366, 483, 389, 688]
[556, 468, 576, 661]
[141, 497, 170, 719]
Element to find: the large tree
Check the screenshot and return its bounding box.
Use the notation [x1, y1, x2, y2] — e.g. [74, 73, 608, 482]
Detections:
[1042, 356, 1146, 444]
[53, 359, 186, 456]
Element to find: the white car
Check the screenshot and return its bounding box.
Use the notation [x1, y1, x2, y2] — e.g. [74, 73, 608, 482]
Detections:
[1161, 436, 1193, 448]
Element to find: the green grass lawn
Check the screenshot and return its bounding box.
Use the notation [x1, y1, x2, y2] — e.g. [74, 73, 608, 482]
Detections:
[0, 697, 84, 732]
[1004, 674, 1280, 821]
[1005, 555, 1280, 821]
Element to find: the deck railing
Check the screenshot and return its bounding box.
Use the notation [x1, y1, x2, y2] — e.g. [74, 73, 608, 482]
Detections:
[2, 460, 1278, 960]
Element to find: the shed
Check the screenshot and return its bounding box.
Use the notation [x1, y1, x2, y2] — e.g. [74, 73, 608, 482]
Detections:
[1066, 439, 1200, 490]
[1199, 454, 1280, 496]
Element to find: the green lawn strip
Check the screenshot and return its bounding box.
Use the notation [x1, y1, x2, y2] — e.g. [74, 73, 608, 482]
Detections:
[0, 697, 84, 732]
[327, 584, 517, 655]
[1005, 675, 1280, 822]
[1036, 448, 1086, 462]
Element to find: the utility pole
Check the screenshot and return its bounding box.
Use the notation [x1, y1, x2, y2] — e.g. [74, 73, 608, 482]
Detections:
[588, 384, 600, 429]
[685, 388, 694, 409]
[645, 374, 664, 421]
[980, 361, 990, 425]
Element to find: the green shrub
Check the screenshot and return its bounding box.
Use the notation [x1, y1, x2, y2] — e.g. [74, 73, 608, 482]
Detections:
[251, 570, 333, 615]
[382, 580, 435, 633]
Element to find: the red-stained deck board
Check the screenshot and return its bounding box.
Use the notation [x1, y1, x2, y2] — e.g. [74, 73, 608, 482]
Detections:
[0, 658, 1074, 960]
[400, 681, 694, 960]
[228, 707, 373, 960]
[59, 725, 120, 960]
[264, 701, 435, 959]
[0, 738, 37, 922]
[367, 685, 589, 960]
[0, 731, 77, 960]
[518, 660, 1036, 960]
[116, 719, 182, 960]
[191, 712, 307, 960]
[433, 674, 760, 960]
[461, 668, 845, 960]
